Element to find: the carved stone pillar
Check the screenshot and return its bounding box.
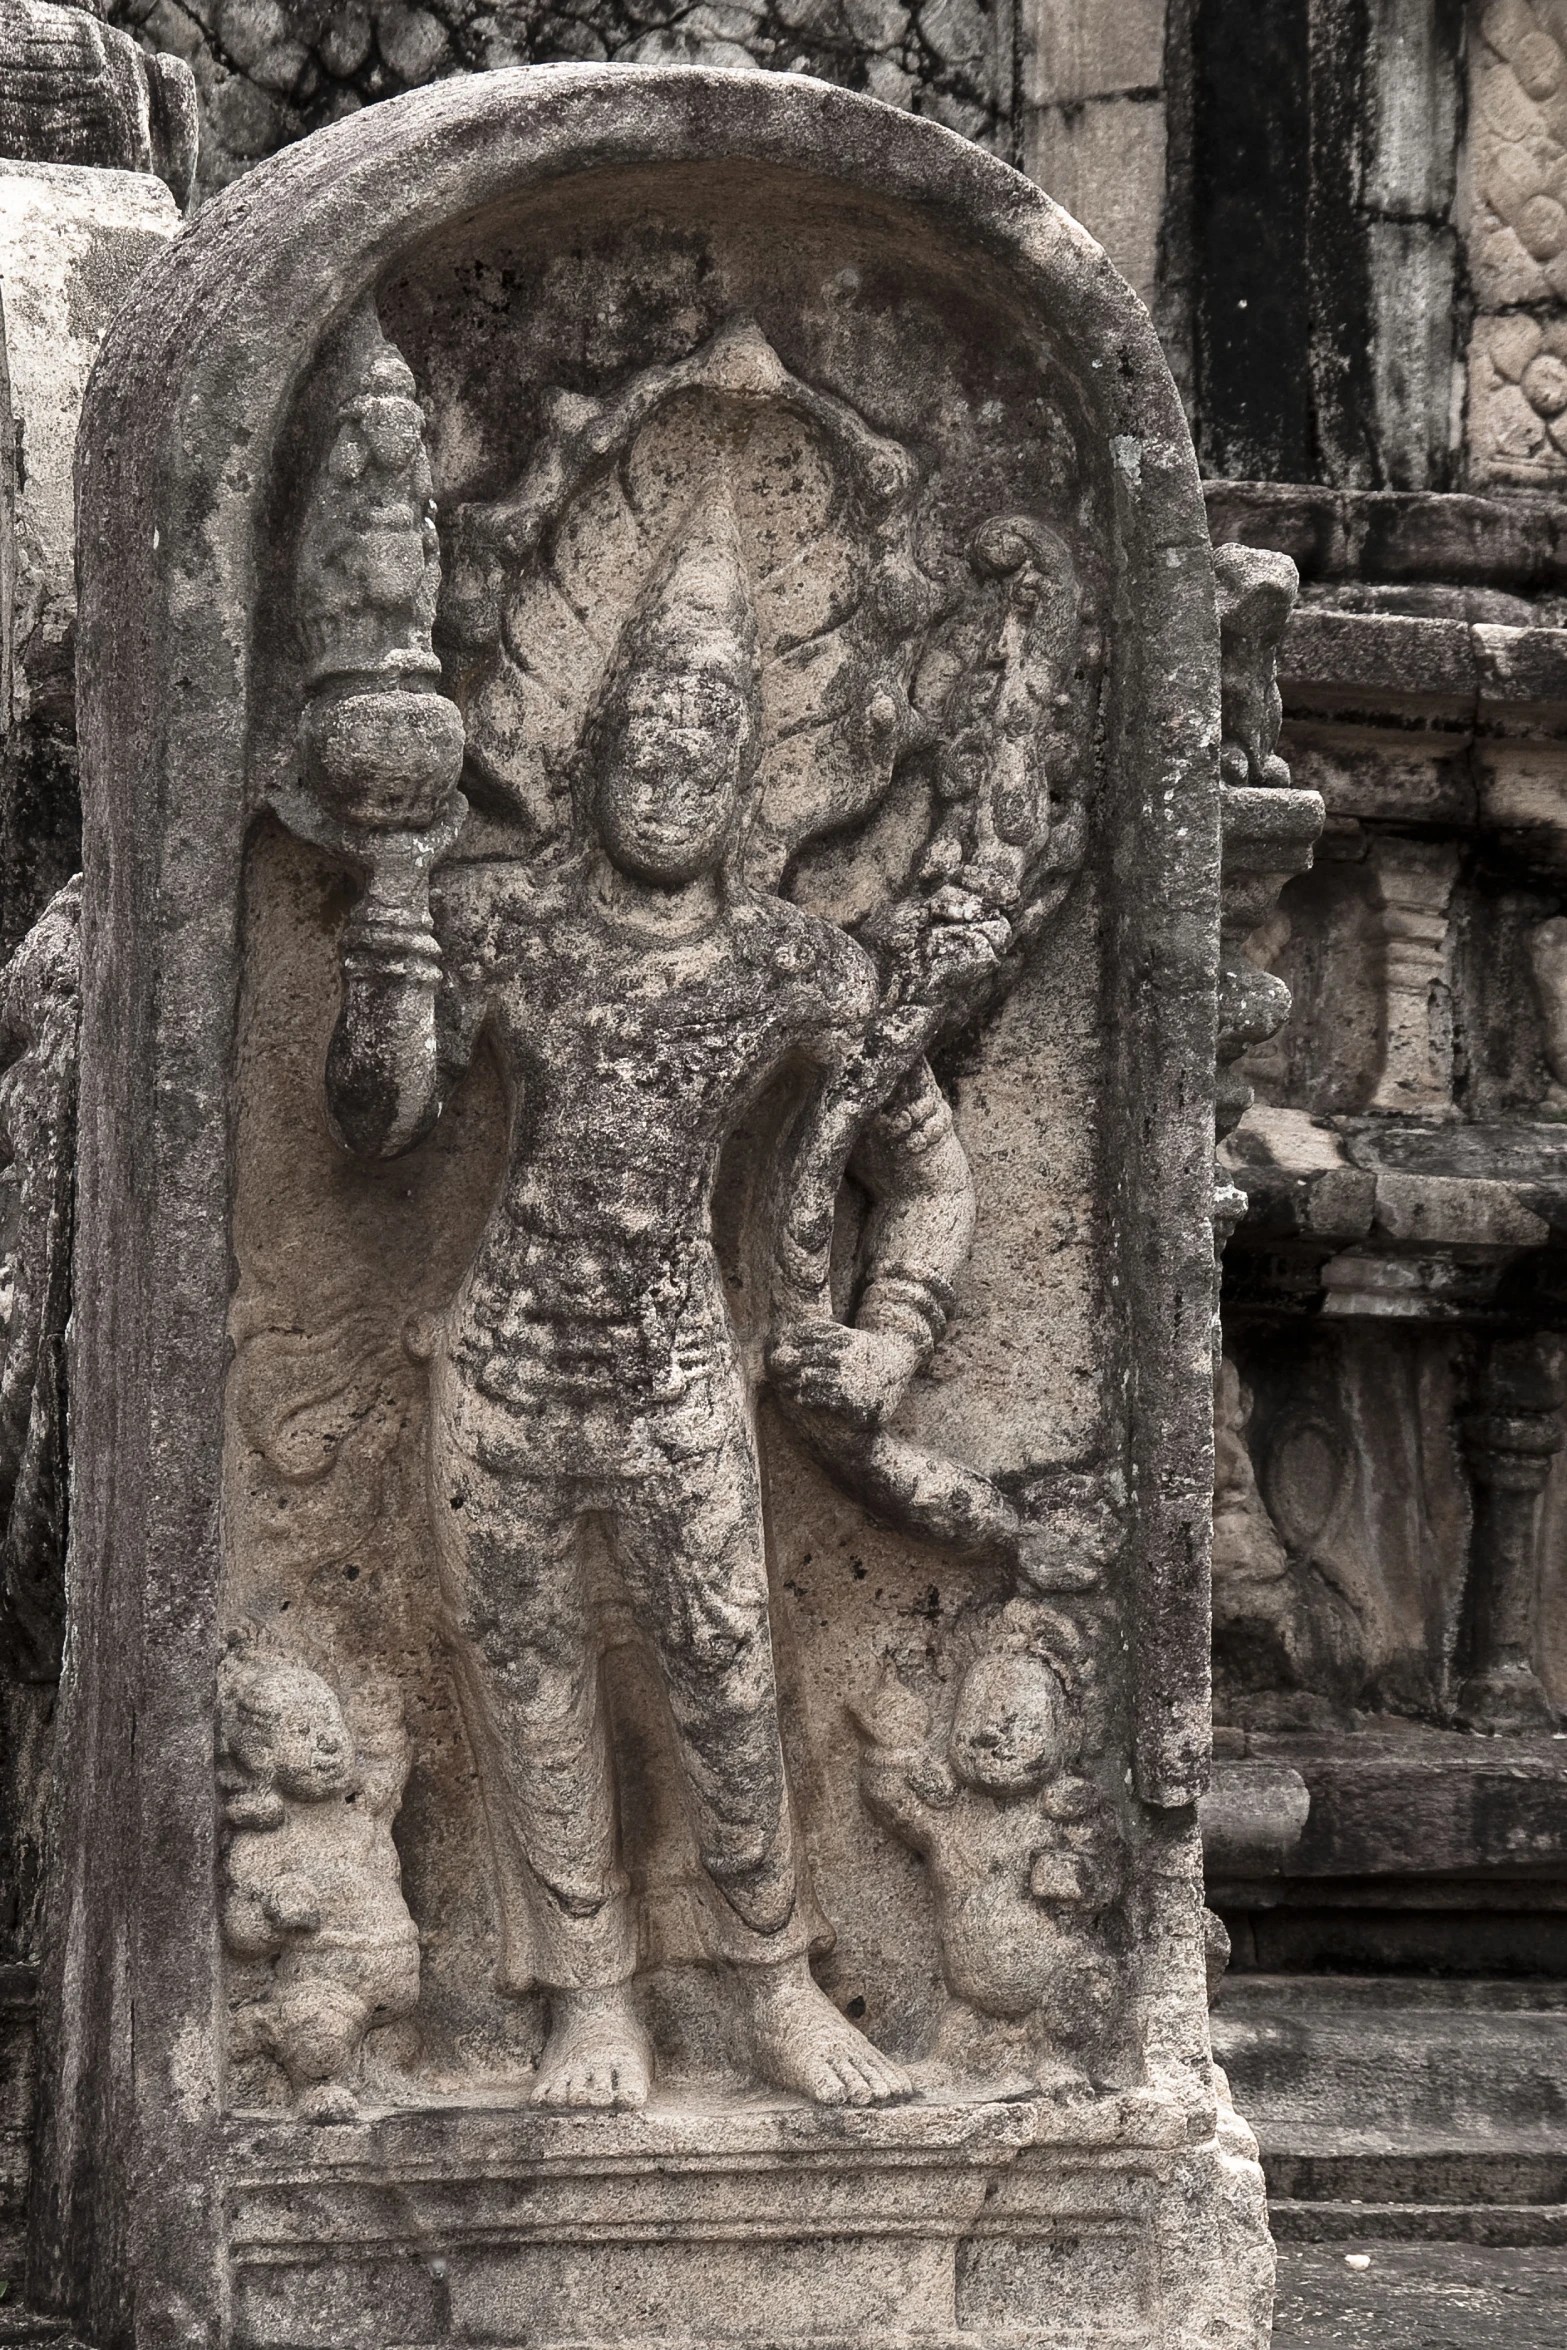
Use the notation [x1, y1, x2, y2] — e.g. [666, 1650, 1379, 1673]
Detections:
[1456, 1336, 1565, 1732]
[1530, 912, 1567, 1108]
[1369, 835, 1459, 1116]
[1213, 545, 1324, 1152]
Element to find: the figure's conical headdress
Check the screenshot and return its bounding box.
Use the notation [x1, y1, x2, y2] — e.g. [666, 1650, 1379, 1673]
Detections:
[603, 470, 761, 725]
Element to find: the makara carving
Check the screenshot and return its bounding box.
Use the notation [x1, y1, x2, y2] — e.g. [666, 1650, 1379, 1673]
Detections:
[251, 304, 1105, 2113]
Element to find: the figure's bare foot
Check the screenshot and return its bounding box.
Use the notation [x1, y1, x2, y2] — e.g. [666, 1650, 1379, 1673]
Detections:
[532, 1986, 651, 2111]
[1032, 2055, 1095, 2105]
[739, 1958, 911, 2107]
[296, 2080, 361, 2124]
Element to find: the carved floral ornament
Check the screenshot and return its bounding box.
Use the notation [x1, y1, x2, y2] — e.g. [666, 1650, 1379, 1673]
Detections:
[1466, 0, 1567, 476]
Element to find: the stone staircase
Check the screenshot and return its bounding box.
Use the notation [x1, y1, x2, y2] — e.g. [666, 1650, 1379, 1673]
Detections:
[1212, 1974, 1567, 2245]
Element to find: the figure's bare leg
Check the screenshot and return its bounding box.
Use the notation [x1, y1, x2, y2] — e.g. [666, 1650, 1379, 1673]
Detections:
[532, 1984, 651, 2111]
[617, 1411, 907, 2106]
[736, 1956, 911, 2107]
[428, 1363, 636, 1997]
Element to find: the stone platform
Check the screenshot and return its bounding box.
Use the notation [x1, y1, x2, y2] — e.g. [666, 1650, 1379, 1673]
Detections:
[222, 2090, 1192, 2350]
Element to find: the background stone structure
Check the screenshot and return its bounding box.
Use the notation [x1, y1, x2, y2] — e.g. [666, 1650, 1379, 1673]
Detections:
[3, 0, 1567, 2334]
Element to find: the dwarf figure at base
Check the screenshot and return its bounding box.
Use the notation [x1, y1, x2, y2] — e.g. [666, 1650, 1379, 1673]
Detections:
[854, 1599, 1123, 2097]
[218, 1645, 420, 2121]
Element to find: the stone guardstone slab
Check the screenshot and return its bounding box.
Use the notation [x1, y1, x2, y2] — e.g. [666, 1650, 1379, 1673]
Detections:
[33, 66, 1263, 2350]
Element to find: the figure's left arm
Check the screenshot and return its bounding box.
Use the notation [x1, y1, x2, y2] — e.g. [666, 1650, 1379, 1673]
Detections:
[770, 1059, 975, 1429]
[1029, 1782, 1124, 1910]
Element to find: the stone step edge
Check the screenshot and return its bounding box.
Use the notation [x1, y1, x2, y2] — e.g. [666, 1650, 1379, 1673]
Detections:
[1268, 2199, 1567, 2246]
[1256, 2133, 1567, 2157]
[1217, 1974, 1567, 2014]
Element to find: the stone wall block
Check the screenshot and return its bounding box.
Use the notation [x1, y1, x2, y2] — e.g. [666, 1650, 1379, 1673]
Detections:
[1364, 0, 1461, 218]
[1024, 94, 1168, 309]
[0, 0, 197, 201]
[1366, 218, 1460, 490]
[1024, 0, 1166, 104]
[105, 0, 1018, 197]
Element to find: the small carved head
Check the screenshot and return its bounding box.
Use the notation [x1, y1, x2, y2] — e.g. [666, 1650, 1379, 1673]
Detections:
[583, 478, 761, 884]
[218, 1647, 358, 1811]
[949, 1647, 1073, 1796]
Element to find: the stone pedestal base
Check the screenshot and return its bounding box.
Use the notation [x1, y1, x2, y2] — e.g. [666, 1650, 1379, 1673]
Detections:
[224, 2092, 1269, 2350]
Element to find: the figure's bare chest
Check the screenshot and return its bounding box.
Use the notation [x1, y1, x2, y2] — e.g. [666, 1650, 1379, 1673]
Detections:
[490, 936, 809, 1128]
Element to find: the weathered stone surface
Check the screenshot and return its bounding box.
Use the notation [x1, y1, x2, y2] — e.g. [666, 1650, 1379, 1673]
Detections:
[1182, 0, 1461, 492]
[33, 62, 1258, 2349]
[1216, 1975, 1567, 2251]
[0, 881, 78, 1689]
[0, 0, 197, 201]
[1023, 92, 1167, 311]
[0, 161, 181, 958]
[106, 0, 1016, 198]
[1273, 2240, 1567, 2345]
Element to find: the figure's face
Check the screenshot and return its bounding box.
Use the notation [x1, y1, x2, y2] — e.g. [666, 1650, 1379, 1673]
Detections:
[244, 1674, 355, 1802]
[595, 662, 751, 885]
[949, 1652, 1070, 1795]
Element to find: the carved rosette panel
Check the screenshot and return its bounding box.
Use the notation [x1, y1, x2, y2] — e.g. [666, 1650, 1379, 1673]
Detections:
[1465, 0, 1567, 482]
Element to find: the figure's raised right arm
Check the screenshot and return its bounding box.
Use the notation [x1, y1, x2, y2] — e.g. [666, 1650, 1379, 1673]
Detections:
[325, 852, 487, 1160]
[325, 833, 446, 1159]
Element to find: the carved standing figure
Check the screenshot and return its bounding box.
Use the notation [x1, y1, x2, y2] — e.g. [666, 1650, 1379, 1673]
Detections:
[325, 472, 979, 2108]
[294, 308, 1095, 2113]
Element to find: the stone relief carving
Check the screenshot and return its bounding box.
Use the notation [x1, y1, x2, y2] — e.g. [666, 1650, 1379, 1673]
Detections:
[1211, 545, 1319, 1194]
[55, 69, 1262, 2343]
[218, 1643, 420, 2120]
[0, 877, 79, 1685]
[1210, 1356, 1364, 1730]
[1529, 911, 1567, 1104]
[250, 304, 1107, 2114]
[1465, 0, 1567, 481]
[1455, 1335, 1565, 1731]
[852, 1596, 1124, 2099]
